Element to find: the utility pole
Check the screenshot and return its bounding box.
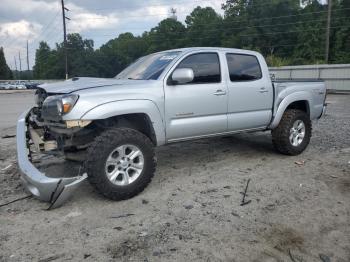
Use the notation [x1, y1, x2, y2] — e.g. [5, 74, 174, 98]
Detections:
[325, 0, 332, 64]
[26, 40, 30, 71]
[14, 56, 17, 80]
[61, 0, 70, 79]
[18, 51, 22, 80]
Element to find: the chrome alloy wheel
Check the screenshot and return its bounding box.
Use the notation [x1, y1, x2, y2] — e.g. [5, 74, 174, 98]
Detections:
[105, 144, 144, 186]
[289, 120, 306, 147]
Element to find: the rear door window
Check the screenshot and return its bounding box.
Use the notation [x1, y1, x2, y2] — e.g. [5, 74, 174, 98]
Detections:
[226, 54, 262, 81]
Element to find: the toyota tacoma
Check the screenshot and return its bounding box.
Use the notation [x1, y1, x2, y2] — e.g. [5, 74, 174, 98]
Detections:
[16, 47, 327, 208]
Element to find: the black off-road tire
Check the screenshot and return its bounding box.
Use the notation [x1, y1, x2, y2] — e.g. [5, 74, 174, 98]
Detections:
[271, 109, 312, 155]
[84, 128, 156, 200]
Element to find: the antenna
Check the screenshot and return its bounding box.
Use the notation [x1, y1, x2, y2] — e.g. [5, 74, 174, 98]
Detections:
[170, 8, 177, 21]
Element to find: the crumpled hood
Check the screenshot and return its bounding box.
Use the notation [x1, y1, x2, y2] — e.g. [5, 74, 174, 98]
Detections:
[39, 77, 149, 94]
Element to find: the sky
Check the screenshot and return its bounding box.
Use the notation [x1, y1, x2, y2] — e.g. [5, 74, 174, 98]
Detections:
[0, 0, 225, 70]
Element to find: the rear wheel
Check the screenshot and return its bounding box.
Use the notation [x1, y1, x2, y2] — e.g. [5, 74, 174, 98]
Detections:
[271, 109, 312, 155]
[84, 128, 156, 200]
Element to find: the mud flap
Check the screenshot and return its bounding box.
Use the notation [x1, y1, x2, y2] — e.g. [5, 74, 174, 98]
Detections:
[48, 173, 88, 210]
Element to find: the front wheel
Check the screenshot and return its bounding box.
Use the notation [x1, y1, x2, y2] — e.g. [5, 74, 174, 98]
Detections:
[271, 109, 312, 155]
[84, 128, 156, 200]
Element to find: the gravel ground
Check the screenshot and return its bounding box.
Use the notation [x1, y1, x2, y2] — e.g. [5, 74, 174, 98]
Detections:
[0, 92, 349, 262]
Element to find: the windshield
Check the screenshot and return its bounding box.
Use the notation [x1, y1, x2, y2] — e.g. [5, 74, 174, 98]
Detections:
[115, 51, 181, 80]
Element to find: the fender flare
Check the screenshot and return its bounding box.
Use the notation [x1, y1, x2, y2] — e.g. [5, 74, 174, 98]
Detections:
[80, 99, 166, 145]
[269, 91, 312, 129]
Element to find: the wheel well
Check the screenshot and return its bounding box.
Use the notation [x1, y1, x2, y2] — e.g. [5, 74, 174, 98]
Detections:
[92, 113, 157, 145]
[286, 100, 309, 116]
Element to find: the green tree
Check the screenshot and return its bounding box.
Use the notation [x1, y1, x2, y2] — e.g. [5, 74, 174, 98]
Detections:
[331, 0, 350, 63]
[98, 32, 149, 77]
[291, 1, 327, 64]
[147, 18, 186, 52]
[31, 1, 350, 79]
[33, 41, 57, 79]
[0, 47, 13, 80]
[33, 34, 100, 79]
[185, 7, 223, 47]
[59, 33, 98, 77]
[222, 0, 301, 57]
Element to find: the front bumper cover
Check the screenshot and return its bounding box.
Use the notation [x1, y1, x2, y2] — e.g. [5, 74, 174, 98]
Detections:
[16, 109, 87, 209]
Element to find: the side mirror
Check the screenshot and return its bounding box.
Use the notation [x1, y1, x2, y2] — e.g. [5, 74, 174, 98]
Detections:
[171, 68, 194, 85]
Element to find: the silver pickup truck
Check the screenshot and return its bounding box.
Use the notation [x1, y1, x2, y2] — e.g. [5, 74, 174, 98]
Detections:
[16, 47, 326, 208]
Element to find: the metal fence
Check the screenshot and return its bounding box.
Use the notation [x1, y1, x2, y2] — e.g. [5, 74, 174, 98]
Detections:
[269, 64, 350, 92]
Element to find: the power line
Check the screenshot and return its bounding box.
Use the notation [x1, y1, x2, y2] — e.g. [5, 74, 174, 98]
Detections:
[68, 6, 349, 21]
[27, 16, 62, 52]
[80, 24, 347, 40]
[28, 12, 61, 47]
[69, 0, 222, 12]
[10, 5, 350, 66]
[28, 4, 350, 70]
[68, 0, 316, 14]
[1, 10, 60, 50]
[80, 15, 347, 38]
[31, 21, 348, 63]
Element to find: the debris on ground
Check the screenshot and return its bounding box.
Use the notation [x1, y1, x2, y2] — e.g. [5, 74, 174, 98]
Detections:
[1, 93, 349, 261]
[1, 164, 13, 171]
[0, 195, 32, 208]
[288, 249, 298, 262]
[138, 231, 148, 237]
[294, 161, 305, 166]
[1, 134, 16, 139]
[110, 213, 135, 219]
[240, 178, 252, 206]
[38, 254, 64, 262]
[183, 204, 194, 210]
[319, 254, 331, 262]
[83, 254, 91, 259]
[231, 211, 240, 217]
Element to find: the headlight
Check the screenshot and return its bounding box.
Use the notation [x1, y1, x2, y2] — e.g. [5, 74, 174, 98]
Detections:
[42, 94, 79, 118]
[60, 94, 79, 114]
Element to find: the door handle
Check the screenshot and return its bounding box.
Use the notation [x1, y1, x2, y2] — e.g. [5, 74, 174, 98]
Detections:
[259, 87, 269, 93]
[214, 90, 226, 96]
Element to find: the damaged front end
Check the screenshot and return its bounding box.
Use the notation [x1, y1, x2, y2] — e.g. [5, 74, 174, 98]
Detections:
[16, 90, 88, 209]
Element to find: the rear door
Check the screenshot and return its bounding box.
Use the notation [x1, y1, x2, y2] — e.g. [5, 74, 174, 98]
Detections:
[225, 53, 273, 131]
[164, 52, 228, 141]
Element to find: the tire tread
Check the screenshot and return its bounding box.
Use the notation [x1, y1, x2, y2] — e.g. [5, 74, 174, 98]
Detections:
[84, 128, 156, 200]
[271, 109, 312, 155]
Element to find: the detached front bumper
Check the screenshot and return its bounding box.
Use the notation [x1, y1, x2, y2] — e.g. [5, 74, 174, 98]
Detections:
[16, 109, 87, 209]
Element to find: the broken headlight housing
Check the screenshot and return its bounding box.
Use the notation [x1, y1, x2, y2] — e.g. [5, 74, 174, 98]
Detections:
[42, 94, 79, 121]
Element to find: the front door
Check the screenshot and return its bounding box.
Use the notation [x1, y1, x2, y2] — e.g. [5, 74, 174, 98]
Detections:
[164, 52, 228, 141]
